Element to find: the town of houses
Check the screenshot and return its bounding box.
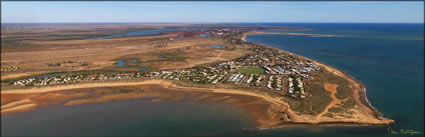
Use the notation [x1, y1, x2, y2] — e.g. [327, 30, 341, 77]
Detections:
[11, 29, 321, 99]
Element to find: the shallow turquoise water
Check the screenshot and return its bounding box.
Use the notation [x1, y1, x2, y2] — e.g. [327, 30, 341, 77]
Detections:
[211, 45, 226, 49]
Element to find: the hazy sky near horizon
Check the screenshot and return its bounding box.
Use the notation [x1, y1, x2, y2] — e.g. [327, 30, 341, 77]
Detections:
[2, 2, 424, 23]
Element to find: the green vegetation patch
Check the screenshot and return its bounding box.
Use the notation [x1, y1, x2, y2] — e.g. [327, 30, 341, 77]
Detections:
[156, 52, 187, 62]
[308, 84, 333, 114]
[309, 69, 353, 103]
[310, 69, 349, 86]
[323, 113, 334, 118]
[280, 69, 355, 116]
[327, 97, 356, 115]
[1, 42, 34, 49]
[139, 51, 188, 64]
[335, 85, 352, 100]
[222, 40, 231, 45]
[340, 97, 356, 109]
[236, 66, 265, 74]
[283, 83, 333, 115]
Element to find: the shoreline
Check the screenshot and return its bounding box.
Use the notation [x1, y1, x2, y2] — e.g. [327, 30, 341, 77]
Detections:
[1, 77, 392, 126]
[241, 31, 393, 125]
[1, 31, 393, 127]
[1, 79, 291, 127]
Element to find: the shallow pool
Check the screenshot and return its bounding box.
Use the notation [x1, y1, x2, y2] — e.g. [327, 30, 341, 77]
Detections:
[116, 59, 147, 72]
[210, 45, 226, 49]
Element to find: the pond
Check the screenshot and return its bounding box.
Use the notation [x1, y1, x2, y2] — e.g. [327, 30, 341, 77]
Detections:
[210, 45, 226, 49]
[116, 59, 147, 72]
[200, 33, 208, 37]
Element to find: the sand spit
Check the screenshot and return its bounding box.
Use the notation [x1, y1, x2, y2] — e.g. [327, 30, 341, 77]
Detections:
[1, 99, 37, 114]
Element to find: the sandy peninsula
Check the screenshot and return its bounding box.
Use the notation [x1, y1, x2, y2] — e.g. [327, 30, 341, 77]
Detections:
[1, 28, 392, 129]
[241, 31, 393, 125]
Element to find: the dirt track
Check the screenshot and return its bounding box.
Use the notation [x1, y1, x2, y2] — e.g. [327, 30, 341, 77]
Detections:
[317, 84, 340, 118]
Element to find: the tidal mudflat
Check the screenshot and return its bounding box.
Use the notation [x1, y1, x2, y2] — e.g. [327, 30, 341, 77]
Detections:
[2, 82, 292, 136]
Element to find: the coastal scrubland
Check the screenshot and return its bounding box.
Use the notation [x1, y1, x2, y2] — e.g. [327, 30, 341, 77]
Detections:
[1, 28, 247, 80]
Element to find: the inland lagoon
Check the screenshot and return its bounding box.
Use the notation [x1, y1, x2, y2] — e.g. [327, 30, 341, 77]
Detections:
[116, 59, 148, 72]
[200, 33, 208, 37]
[210, 45, 226, 49]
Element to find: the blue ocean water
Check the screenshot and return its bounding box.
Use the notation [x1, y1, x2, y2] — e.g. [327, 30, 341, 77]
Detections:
[245, 23, 424, 136]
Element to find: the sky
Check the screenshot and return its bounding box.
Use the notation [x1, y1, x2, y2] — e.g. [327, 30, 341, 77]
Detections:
[1, 2, 424, 23]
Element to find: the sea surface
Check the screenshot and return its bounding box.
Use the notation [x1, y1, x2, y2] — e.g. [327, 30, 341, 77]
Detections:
[244, 23, 424, 136]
